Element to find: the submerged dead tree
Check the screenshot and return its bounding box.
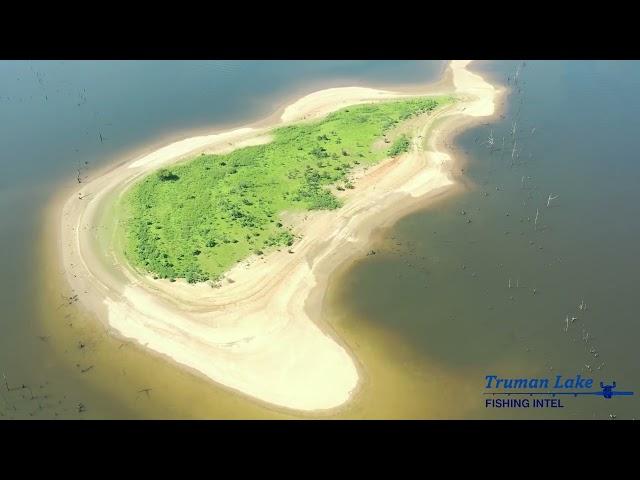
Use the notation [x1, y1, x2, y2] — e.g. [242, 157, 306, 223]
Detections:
[75, 159, 90, 185]
[484, 129, 495, 152]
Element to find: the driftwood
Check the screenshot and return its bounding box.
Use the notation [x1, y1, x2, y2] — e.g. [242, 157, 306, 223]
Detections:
[138, 388, 152, 398]
[57, 293, 79, 309]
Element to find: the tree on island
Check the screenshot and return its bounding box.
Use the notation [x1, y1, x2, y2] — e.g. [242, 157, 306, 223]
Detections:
[157, 168, 179, 181]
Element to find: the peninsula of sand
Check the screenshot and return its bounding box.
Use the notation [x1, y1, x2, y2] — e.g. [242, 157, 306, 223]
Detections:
[58, 60, 499, 411]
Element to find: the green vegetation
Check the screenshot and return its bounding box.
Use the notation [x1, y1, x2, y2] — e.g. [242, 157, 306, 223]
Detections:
[156, 168, 179, 181]
[388, 134, 411, 157]
[121, 95, 453, 282]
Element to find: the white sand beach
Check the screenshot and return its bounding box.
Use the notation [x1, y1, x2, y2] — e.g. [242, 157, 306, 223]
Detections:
[57, 60, 499, 412]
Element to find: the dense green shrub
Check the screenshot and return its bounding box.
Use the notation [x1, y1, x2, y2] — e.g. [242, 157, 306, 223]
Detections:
[388, 134, 411, 157]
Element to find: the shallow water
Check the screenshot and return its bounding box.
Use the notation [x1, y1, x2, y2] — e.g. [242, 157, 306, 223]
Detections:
[2, 60, 638, 419]
[1, 60, 447, 419]
[330, 60, 640, 419]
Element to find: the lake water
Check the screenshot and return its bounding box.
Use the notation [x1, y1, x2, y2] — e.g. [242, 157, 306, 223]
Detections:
[329, 60, 640, 419]
[1, 60, 638, 419]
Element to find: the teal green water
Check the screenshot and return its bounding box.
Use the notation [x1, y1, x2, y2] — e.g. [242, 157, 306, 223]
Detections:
[1, 60, 638, 419]
[0, 61, 447, 419]
[329, 61, 640, 419]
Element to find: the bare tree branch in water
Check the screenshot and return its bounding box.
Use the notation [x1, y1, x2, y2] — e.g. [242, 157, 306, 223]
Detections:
[138, 388, 152, 398]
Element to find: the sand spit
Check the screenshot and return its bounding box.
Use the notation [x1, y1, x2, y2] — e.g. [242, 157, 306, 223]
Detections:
[58, 61, 498, 412]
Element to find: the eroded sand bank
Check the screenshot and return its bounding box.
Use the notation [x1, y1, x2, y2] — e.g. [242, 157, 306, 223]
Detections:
[58, 60, 499, 412]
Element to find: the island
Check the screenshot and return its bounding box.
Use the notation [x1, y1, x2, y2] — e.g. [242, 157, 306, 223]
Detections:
[58, 60, 499, 412]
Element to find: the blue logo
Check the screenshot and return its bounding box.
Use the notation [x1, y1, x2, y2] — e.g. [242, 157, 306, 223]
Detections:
[483, 375, 634, 409]
[598, 381, 633, 399]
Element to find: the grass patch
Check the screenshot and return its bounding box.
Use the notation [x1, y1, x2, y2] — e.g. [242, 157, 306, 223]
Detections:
[121, 95, 453, 282]
[388, 134, 411, 157]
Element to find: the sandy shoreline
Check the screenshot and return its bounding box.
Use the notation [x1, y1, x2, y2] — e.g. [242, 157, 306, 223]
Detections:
[56, 60, 501, 412]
